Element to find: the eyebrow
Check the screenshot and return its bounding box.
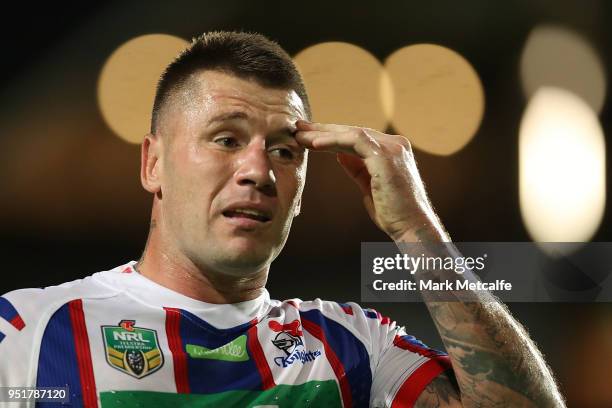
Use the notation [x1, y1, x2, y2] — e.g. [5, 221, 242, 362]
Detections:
[268, 127, 298, 143]
[208, 110, 297, 139]
[207, 111, 250, 125]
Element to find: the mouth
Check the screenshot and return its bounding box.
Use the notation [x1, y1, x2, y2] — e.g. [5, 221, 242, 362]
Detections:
[222, 208, 272, 223]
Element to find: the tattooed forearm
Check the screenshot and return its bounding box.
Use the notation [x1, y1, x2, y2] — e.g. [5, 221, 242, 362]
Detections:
[398, 225, 565, 407]
[426, 300, 563, 407]
[414, 371, 462, 407]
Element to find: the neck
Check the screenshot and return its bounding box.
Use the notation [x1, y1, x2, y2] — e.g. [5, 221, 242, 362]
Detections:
[136, 219, 268, 304]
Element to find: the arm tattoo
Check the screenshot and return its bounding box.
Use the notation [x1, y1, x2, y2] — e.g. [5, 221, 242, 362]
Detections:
[414, 371, 462, 408]
[397, 226, 565, 407]
[424, 297, 565, 407]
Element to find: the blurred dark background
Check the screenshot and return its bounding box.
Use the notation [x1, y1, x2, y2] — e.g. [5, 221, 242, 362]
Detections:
[0, 1, 610, 406]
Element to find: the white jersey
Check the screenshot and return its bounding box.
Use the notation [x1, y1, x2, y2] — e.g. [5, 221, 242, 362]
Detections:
[0, 262, 450, 407]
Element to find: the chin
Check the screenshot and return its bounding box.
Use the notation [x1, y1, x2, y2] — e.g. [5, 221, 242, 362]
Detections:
[210, 242, 276, 275]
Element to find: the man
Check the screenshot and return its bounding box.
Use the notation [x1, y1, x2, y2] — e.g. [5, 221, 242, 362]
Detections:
[0, 31, 563, 407]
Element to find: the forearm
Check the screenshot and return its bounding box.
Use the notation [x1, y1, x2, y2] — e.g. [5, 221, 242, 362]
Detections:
[426, 297, 563, 407]
[398, 221, 565, 407]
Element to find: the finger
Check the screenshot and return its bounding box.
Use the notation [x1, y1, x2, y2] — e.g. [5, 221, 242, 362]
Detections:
[295, 129, 381, 158]
[297, 121, 410, 146]
[297, 123, 411, 153]
[295, 120, 351, 133]
[337, 153, 371, 197]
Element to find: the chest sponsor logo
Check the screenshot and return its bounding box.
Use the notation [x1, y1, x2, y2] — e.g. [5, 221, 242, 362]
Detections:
[269, 319, 321, 368]
[101, 320, 164, 379]
[186, 335, 249, 362]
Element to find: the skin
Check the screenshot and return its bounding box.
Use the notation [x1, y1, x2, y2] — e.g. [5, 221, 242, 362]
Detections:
[138, 70, 565, 406]
[139, 70, 307, 303]
[295, 122, 565, 407]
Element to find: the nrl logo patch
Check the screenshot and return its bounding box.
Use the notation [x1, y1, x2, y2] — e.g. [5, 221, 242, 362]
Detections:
[101, 320, 163, 379]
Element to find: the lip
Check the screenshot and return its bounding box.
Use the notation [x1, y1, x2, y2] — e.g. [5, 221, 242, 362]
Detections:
[223, 215, 270, 230]
[221, 201, 275, 229]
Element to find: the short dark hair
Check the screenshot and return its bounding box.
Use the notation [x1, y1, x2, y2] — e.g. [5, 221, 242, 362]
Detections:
[151, 31, 311, 134]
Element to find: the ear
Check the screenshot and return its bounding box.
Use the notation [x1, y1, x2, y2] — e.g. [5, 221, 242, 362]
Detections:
[141, 133, 162, 194]
[293, 197, 302, 217]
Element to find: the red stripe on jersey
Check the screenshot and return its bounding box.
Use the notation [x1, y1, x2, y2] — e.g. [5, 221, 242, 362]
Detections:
[302, 319, 352, 408]
[340, 305, 353, 315]
[285, 300, 299, 308]
[164, 307, 190, 393]
[247, 324, 275, 390]
[121, 266, 133, 273]
[391, 356, 452, 408]
[9, 315, 25, 330]
[68, 299, 98, 408]
[393, 335, 443, 359]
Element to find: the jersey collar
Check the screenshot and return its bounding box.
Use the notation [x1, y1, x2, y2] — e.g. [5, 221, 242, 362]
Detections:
[96, 261, 272, 329]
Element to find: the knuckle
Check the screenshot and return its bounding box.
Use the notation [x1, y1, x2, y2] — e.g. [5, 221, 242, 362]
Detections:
[357, 128, 381, 149]
[396, 135, 412, 150]
[353, 128, 369, 141]
[389, 142, 405, 154]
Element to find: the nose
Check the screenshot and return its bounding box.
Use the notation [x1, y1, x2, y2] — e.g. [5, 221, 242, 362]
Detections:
[234, 141, 277, 197]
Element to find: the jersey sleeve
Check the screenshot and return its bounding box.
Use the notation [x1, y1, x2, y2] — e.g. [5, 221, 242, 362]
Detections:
[0, 290, 43, 389]
[0, 277, 113, 391]
[312, 300, 452, 407]
[364, 307, 452, 408]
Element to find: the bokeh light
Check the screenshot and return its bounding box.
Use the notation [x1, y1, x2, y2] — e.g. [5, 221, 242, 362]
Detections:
[520, 24, 607, 114]
[519, 87, 606, 242]
[384, 44, 484, 156]
[293, 42, 388, 131]
[98, 34, 189, 144]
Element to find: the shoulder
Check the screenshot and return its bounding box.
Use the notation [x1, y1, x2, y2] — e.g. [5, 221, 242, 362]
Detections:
[277, 297, 387, 322]
[275, 298, 400, 349]
[279, 297, 390, 322]
[0, 264, 125, 342]
[0, 264, 126, 385]
[3, 268, 120, 318]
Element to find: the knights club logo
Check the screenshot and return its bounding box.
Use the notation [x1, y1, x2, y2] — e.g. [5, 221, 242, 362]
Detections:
[101, 320, 164, 379]
[269, 319, 303, 356]
[269, 319, 321, 368]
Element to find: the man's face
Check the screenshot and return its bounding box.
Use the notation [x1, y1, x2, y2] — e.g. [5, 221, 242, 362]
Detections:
[157, 70, 308, 276]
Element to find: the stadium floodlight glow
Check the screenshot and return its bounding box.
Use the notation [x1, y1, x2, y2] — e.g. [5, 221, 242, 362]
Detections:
[98, 34, 189, 144]
[384, 44, 484, 156]
[520, 24, 607, 114]
[293, 42, 388, 132]
[519, 87, 606, 244]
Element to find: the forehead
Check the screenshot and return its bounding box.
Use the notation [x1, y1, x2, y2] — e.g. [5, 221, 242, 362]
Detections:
[188, 70, 307, 121]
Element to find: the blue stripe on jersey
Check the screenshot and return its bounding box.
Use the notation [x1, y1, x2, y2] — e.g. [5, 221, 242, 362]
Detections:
[0, 331, 5, 344]
[399, 334, 441, 353]
[395, 334, 447, 358]
[177, 309, 263, 393]
[300, 309, 372, 406]
[0, 296, 19, 322]
[362, 308, 378, 319]
[336, 302, 354, 315]
[36, 303, 84, 407]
